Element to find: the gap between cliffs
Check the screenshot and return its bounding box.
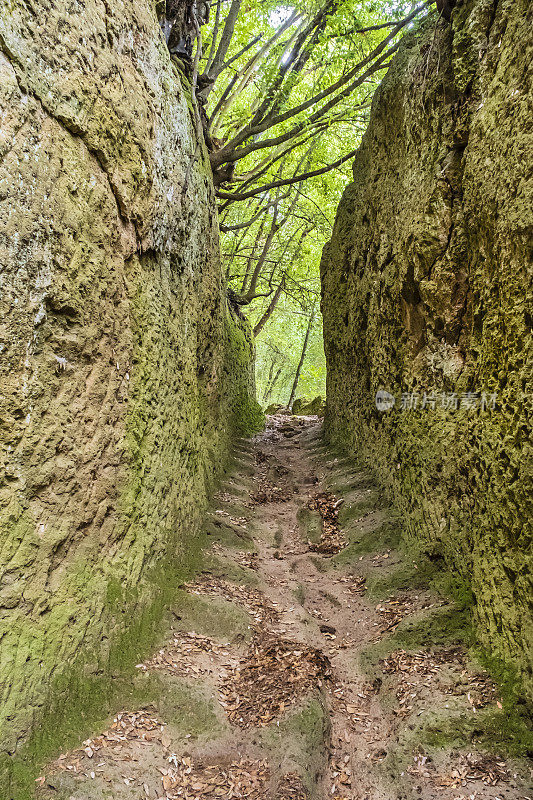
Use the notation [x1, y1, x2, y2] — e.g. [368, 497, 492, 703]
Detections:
[33, 416, 531, 800]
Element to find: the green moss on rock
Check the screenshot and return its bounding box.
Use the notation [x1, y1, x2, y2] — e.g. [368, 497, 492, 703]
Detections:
[321, 0, 533, 702]
[0, 1, 262, 793]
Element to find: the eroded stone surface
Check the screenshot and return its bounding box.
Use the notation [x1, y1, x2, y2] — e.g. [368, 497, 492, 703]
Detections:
[0, 0, 262, 777]
[321, 0, 532, 699]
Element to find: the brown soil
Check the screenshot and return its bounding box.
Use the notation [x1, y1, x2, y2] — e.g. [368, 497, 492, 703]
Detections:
[36, 417, 532, 800]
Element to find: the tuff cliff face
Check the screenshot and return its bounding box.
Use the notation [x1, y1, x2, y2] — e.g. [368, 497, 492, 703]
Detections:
[321, 0, 532, 698]
[0, 0, 261, 776]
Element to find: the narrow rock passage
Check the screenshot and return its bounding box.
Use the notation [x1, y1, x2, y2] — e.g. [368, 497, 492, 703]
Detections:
[38, 417, 531, 800]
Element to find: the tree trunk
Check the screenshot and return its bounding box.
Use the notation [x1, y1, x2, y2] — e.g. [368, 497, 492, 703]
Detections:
[263, 366, 283, 403]
[288, 310, 314, 408]
[242, 208, 280, 301]
[240, 212, 267, 293]
[254, 276, 285, 336]
[262, 359, 276, 400]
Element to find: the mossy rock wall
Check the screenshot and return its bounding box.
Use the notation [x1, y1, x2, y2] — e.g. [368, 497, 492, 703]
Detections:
[0, 0, 262, 776]
[321, 0, 532, 700]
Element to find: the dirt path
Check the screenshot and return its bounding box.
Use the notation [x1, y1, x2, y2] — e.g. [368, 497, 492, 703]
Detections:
[38, 417, 531, 800]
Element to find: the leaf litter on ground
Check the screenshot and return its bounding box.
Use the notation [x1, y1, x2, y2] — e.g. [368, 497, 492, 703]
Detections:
[250, 483, 293, 503]
[408, 749, 511, 788]
[157, 756, 270, 799]
[307, 491, 346, 555]
[137, 631, 235, 679]
[380, 648, 501, 717]
[220, 632, 332, 727]
[186, 577, 279, 626]
[45, 711, 170, 778]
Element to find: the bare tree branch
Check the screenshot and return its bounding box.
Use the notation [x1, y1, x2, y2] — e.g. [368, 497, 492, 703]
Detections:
[247, 0, 338, 132]
[208, 11, 302, 130]
[294, 187, 333, 229]
[222, 123, 330, 206]
[356, 18, 413, 33]
[204, 0, 223, 72]
[288, 309, 315, 408]
[219, 35, 262, 73]
[240, 211, 268, 293]
[214, 97, 372, 170]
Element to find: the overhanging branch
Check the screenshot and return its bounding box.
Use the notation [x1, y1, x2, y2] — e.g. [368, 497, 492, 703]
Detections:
[216, 147, 359, 201]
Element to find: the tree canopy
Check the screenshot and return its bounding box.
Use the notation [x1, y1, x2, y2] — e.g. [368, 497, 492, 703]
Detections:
[170, 0, 432, 405]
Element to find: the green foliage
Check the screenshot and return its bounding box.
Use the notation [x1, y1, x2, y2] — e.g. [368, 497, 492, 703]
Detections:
[254, 295, 327, 405]
[196, 0, 430, 402]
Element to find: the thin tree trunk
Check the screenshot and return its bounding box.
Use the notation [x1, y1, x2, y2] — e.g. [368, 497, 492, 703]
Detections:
[252, 222, 309, 313]
[240, 213, 267, 293]
[207, 0, 242, 81]
[288, 310, 314, 408]
[263, 359, 276, 400]
[262, 360, 277, 402]
[204, 0, 222, 73]
[240, 184, 302, 301]
[254, 276, 285, 336]
[209, 13, 300, 128]
[264, 367, 283, 403]
[242, 205, 280, 300]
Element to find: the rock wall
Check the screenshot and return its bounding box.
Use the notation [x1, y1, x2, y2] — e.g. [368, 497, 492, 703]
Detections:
[0, 0, 262, 778]
[321, 0, 532, 699]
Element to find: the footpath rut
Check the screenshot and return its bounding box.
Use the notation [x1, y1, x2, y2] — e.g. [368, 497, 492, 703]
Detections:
[38, 417, 531, 800]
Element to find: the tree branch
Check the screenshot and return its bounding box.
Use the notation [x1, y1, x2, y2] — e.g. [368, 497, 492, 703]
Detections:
[219, 35, 262, 73]
[246, 0, 338, 132]
[209, 11, 302, 131]
[204, 0, 223, 72]
[254, 276, 286, 335]
[210, 3, 427, 168]
[207, 0, 242, 80]
[216, 147, 359, 201]
[219, 194, 289, 232]
[229, 122, 330, 195]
